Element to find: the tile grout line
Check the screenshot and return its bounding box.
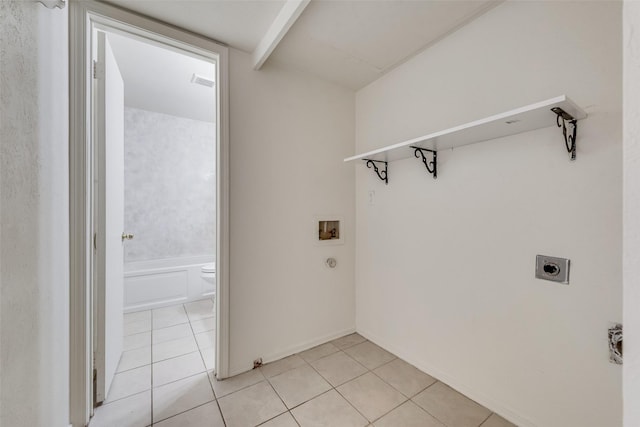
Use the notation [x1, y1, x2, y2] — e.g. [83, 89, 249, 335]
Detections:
[291, 338, 437, 426]
[408, 380, 493, 427]
[299, 348, 379, 425]
[367, 358, 437, 400]
[253, 409, 300, 427]
[150, 302, 214, 376]
[340, 351, 447, 426]
[348, 352, 411, 425]
[105, 313, 151, 413]
[290, 410, 302, 426]
[213, 369, 267, 400]
[248, 336, 371, 425]
[186, 299, 226, 427]
[153, 400, 219, 426]
[266, 373, 292, 407]
[185, 303, 211, 371]
[342, 341, 491, 427]
[213, 393, 228, 427]
[406, 380, 453, 427]
[117, 304, 219, 426]
[283, 389, 336, 426]
[96, 389, 150, 410]
[214, 332, 497, 427]
[477, 412, 495, 427]
[189, 299, 228, 426]
[331, 367, 405, 425]
[151, 302, 199, 426]
[214, 335, 383, 425]
[118, 329, 211, 375]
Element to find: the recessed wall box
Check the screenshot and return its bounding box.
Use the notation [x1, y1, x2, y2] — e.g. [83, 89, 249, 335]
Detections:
[535, 255, 570, 284]
[315, 216, 343, 245]
[319, 220, 340, 241]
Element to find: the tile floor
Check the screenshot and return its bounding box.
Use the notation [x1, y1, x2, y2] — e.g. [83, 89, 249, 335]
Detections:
[91, 302, 516, 427]
[91, 299, 216, 427]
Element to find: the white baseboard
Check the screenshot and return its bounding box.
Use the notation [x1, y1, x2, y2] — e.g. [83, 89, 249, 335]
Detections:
[227, 326, 356, 377]
[356, 327, 536, 427]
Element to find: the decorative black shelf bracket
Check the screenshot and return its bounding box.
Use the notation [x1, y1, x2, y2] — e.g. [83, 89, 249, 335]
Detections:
[411, 147, 437, 179]
[551, 107, 577, 161]
[364, 159, 388, 184]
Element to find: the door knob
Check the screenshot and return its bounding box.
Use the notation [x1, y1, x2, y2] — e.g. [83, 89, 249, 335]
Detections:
[121, 233, 134, 241]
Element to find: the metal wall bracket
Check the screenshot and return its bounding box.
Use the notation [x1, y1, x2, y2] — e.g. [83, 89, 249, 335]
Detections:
[608, 323, 623, 365]
[411, 147, 437, 179]
[364, 159, 388, 185]
[551, 107, 577, 161]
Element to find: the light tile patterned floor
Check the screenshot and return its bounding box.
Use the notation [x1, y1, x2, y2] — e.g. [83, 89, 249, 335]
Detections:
[91, 301, 516, 427]
[91, 299, 216, 427]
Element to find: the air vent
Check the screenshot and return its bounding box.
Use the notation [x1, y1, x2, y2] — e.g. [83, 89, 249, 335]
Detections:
[191, 73, 215, 88]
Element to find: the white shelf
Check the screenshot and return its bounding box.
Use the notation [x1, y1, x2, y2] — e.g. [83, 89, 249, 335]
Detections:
[344, 95, 587, 163]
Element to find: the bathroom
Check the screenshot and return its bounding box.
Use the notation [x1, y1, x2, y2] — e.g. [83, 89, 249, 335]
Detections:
[102, 29, 219, 399]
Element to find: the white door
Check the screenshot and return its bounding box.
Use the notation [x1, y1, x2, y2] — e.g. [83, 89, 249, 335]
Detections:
[94, 31, 125, 403]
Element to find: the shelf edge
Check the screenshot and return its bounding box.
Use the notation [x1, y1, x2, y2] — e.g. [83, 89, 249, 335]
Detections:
[344, 95, 587, 163]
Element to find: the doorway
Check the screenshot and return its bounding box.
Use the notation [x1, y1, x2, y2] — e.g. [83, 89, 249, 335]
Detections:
[93, 26, 218, 407]
[69, 2, 230, 426]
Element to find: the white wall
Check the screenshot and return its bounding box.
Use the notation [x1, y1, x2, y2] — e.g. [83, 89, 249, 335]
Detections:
[623, 2, 640, 426]
[0, 6, 355, 423]
[228, 49, 356, 375]
[1, 2, 628, 425]
[0, 2, 69, 426]
[355, 2, 621, 427]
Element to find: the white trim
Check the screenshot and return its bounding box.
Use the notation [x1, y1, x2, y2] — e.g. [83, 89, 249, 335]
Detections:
[124, 255, 214, 272]
[228, 327, 356, 377]
[69, 3, 92, 425]
[215, 11, 231, 382]
[69, 2, 231, 425]
[344, 95, 587, 163]
[252, 0, 310, 70]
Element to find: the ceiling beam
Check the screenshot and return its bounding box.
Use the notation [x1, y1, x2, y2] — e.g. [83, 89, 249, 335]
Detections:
[252, 0, 311, 70]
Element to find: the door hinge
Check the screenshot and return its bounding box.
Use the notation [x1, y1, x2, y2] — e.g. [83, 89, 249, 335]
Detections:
[93, 60, 104, 80]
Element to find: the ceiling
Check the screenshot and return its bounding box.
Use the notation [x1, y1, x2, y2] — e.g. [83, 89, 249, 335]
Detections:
[105, 0, 287, 53]
[104, 0, 499, 90]
[107, 31, 216, 123]
[269, 0, 500, 89]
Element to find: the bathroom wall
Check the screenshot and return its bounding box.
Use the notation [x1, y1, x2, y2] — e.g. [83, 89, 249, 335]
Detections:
[355, 2, 621, 426]
[228, 48, 356, 375]
[0, 2, 69, 426]
[124, 107, 216, 262]
[624, 3, 640, 426]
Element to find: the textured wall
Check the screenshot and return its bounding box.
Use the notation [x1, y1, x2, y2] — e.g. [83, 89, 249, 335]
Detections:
[0, 1, 69, 426]
[124, 107, 215, 262]
[624, 3, 640, 426]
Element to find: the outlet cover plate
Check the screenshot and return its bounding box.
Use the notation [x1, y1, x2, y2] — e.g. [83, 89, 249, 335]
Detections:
[535, 255, 570, 284]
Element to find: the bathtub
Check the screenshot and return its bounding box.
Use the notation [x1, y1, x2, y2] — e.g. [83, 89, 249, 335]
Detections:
[124, 255, 215, 312]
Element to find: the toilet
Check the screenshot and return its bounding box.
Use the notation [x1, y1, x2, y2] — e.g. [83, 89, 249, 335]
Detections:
[200, 262, 216, 297]
[201, 262, 216, 294]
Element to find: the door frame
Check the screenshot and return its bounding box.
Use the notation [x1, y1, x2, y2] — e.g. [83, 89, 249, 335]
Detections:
[69, 2, 231, 425]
